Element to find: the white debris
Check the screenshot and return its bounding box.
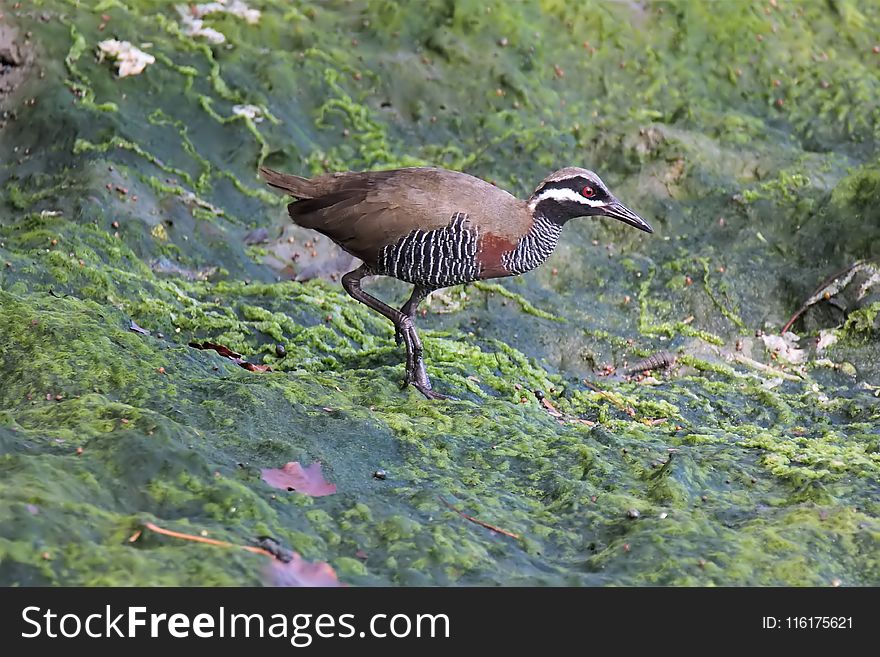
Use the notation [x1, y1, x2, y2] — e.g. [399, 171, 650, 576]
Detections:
[97, 40, 155, 77]
[761, 377, 784, 390]
[232, 104, 264, 122]
[856, 266, 880, 300]
[179, 191, 224, 215]
[177, 1, 261, 44]
[810, 383, 830, 404]
[761, 331, 806, 364]
[191, 1, 261, 24]
[184, 20, 226, 44]
[816, 329, 838, 351]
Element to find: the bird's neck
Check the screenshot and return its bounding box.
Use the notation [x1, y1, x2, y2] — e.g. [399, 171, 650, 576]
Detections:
[528, 198, 577, 226]
[501, 210, 564, 276]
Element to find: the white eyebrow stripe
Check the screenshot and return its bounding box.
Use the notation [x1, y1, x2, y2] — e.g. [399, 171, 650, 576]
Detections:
[533, 187, 605, 207]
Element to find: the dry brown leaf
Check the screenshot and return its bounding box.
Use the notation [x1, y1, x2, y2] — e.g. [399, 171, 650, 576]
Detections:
[261, 462, 337, 497]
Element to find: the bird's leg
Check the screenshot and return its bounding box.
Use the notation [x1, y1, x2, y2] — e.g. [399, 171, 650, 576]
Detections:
[342, 266, 414, 378]
[395, 285, 430, 345]
[341, 267, 448, 400]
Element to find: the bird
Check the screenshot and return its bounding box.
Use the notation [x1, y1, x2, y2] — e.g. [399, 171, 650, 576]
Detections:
[260, 166, 653, 400]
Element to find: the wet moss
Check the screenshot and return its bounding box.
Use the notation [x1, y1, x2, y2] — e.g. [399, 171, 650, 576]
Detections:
[0, 0, 877, 586]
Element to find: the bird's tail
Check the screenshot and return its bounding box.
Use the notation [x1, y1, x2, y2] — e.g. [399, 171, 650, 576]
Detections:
[259, 167, 316, 199]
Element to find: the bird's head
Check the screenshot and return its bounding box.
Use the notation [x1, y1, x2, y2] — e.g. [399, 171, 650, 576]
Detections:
[528, 167, 653, 233]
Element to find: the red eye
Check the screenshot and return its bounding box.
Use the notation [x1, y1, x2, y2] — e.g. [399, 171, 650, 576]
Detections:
[582, 186, 595, 198]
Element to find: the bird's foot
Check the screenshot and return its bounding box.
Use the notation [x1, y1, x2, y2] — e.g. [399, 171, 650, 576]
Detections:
[412, 382, 455, 401]
[404, 358, 457, 401]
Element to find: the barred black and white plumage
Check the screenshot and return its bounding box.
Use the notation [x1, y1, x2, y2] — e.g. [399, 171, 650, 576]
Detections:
[379, 212, 481, 287]
[501, 214, 563, 276]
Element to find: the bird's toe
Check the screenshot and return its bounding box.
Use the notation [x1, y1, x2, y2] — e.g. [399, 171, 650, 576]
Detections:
[412, 383, 456, 401]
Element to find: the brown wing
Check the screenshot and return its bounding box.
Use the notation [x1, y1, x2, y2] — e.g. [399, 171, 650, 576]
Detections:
[275, 167, 527, 265]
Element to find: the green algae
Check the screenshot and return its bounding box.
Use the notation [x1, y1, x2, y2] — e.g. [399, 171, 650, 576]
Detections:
[472, 281, 562, 322]
[0, 0, 878, 587]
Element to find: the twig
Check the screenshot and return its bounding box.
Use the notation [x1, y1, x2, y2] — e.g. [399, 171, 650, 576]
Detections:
[781, 261, 865, 334]
[439, 498, 521, 540]
[141, 521, 273, 558]
[730, 353, 803, 381]
[582, 379, 627, 409]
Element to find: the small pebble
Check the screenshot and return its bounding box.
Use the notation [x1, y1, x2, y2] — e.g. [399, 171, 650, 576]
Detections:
[533, 389, 545, 401]
[373, 469, 387, 480]
[627, 508, 640, 519]
[275, 344, 286, 358]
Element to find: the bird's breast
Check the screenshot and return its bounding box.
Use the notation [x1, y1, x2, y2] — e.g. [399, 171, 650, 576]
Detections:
[475, 232, 518, 279]
[492, 215, 563, 277]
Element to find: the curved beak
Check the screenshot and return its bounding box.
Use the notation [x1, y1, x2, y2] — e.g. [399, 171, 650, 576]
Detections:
[603, 200, 653, 233]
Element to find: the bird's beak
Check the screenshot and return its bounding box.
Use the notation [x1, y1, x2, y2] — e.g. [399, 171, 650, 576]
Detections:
[603, 200, 653, 233]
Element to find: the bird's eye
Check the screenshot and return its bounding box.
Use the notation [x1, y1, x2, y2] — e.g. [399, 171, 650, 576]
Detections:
[581, 186, 595, 198]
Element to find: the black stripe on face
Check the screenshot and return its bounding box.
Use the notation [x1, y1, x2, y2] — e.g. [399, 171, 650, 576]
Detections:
[534, 198, 591, 223]
[535, 177, 609, 203]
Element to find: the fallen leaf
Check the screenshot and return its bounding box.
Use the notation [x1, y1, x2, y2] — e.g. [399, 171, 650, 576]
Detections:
[267, 554, 344, 587]
[241, 362, 272, 372]
[189, 341, 272, 373]
[190, 341, 241, 359]
[540, 397, 563, 418]
[141, 522, 343, 586]
[261, 462, 337, 497]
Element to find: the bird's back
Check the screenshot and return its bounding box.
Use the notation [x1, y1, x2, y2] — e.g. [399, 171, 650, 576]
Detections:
[261, 167, 529, 274]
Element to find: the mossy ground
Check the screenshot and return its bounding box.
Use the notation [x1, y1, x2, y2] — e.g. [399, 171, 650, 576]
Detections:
[0, 0, 877, 586]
